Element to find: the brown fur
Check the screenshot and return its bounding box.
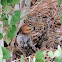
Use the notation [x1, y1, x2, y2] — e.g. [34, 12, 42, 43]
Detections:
[20, 24, 32, 35]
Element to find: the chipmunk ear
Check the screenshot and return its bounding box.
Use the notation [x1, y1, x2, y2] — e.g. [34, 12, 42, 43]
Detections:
[24, 20, 25, 23]
[17, 29, 20, 35]
[17, 28, 22, 35]
[18, 20, 24, 31]
[24, 21, 25, 23]
[24, 19, 29, 23]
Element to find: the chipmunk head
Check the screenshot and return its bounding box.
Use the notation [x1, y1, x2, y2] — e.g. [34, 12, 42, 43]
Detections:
[19, 20, 34, 35]
[20, 23, 32, 35]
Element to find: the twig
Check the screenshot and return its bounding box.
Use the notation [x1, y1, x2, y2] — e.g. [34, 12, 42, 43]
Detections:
[11, 56, 30, 62]
[21, 0, 43, 19]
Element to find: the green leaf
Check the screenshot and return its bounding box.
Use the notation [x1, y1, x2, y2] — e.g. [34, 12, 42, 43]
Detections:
[0, 33, 3, 40]
[6, 25, 16, 38]
[60, 12, 62, 24]
[0, 8, 2, 16]
[0, 47, 3, 62]
[13, 0, 20, 4]
[20, 55, 24, 62]
[16, 60, 18, 62]
[58, 45, 61, 52]
[7, 3, 15, 7]
[54, 45, 61, 57]
[1, 47, 10, 59]
[8, 25, 16, 32]
[32, 56, 35, 62]
[3, 20, 8, 27]
[10, 10, 21, 26]
[55, 58, 58, 62]
[7, 0, 13, 3]
[8, 15, 12, 25]
[43, 51, 47, 56]
[35, 50, 44, 60]
[46, 60, 48, 62]
[1, 0, 7, 7]
[12, 25, 17, 32]
[57, 0, 62, 6]
[0, 8, 2, 12]
[48, 51, 54, 59]
[35, 59, 44, 62]
[7, 0, 20, 7]
[54, 50, 61, 57]
[12, 10, 20, 22]
[6, 28, 10, 35]
[5, 36, 11, 45]
[7, 30, 15, 38]
[5, 6, 12, 14]
[0, 24, 1, 28]
[9, 25, 16, 32]
[55, 55, 62, 62]
[1, 14, 7, 21]
[29, 57, 31, 62]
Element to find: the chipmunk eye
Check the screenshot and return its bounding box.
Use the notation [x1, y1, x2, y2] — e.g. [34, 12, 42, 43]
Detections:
[29, 23, 31, 26]
[24, 21, 26, 23]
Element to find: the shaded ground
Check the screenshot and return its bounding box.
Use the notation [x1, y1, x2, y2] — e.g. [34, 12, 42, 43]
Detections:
[6, 0, 62, 62]
[29, 0, 62, 50]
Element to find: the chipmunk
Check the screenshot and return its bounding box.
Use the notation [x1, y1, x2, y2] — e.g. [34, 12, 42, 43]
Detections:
[15, 20, 36, 53]
[15, 20, 47, 54]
